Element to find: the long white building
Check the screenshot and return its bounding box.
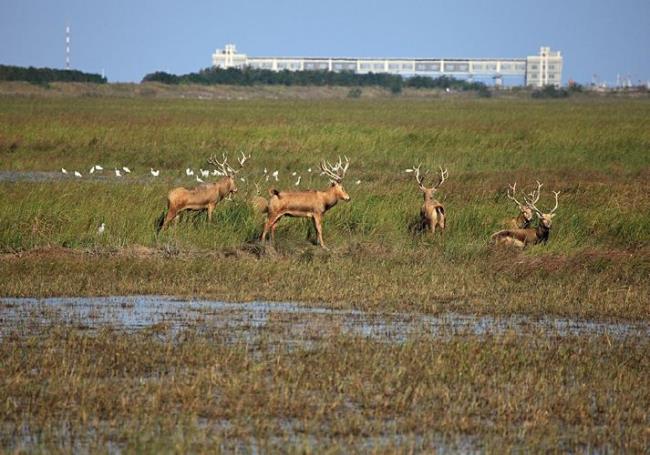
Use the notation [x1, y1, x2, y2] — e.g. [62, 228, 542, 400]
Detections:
[212, 44, 562, 87]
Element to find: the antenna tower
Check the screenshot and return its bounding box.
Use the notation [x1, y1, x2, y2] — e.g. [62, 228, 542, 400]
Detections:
[65, 24, 71, 70]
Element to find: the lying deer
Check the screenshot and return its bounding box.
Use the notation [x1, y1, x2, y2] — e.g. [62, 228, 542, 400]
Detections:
[414, 164, 448, 236]
[159, 152, 248, 231]
[504, 181, 541, 229]
[261, 156, 351, 249]
[492, 189, 560, 248]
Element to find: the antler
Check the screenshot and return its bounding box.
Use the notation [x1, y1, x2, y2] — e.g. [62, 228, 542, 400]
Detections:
[549, 190, 560, 214]
[237, 151, 251, 167]
[526, 181, 543, 206]
[506, 182, 525, 208]
[433, 166, 448, 190]
[414, 164, 448, 190]
[413, 164, 425, 189]
[208, 153, 237, 176]
[525, 187, 560, 216]
[320, 155, 350, 182]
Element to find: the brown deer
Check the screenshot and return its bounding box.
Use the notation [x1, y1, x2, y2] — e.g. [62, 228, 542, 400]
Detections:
[492, 189, 560, 248]
[504, 181, 541, 229]
[159, 152, 248, 231]
[414, 164, 448, 236]
[261, 156, 351, 249]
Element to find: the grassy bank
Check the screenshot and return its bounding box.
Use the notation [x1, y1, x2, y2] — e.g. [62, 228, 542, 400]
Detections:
[1, 325, 647, 452]
[0, 96, 649, 320]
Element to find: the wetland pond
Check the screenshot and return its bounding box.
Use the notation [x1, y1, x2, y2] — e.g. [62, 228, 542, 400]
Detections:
[1, 295, 647, 343]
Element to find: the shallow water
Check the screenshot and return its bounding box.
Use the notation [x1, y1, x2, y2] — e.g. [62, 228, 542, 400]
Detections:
[1, 295, 647, 342]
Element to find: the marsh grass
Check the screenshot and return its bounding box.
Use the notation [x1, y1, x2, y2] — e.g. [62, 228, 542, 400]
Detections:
[0, 96, 648, 320]
[1, 325, 647, 452]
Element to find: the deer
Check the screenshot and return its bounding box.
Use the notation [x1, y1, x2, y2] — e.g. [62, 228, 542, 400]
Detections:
[491, 189, 560, 248]
[414, 164, 448, 236]
[260, 156, 351, 249]
[504, 181, 542, 229]
[158, 152, 249, 231]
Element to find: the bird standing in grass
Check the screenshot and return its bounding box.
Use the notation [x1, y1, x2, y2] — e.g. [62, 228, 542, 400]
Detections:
[94, 165, 103, 171]
[115, 169, 122, 177]
[61, 168, 68, 175]
[74, 171, 82, 178]
[97, 223, 105, 235]
[294, 175, 301, 186]
[150, 168, 160, 177]
[186, 168, 194, 176]
[122, 166, 131, 174]
[196, 175, 204, 183]
[89, 166, 95, 174]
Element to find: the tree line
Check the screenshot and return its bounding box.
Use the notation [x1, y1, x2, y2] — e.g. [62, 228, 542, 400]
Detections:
[142, 67, 488, 93]
[0, 64, 107, 84]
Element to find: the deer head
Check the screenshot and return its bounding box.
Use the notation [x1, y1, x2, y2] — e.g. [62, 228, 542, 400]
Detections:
[320, 155, 351, 201]
[413, 164, 448, 201]
[506, 181, 540, 224]
[525, 189, 560, 228]
[207, 151, 251, 194]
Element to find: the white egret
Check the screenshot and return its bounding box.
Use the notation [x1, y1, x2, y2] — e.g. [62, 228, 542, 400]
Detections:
[115, 169, 122, 177]
[74, 171, 82, 178]
[61, 168, 68, 175]
[150, 168, 160, 177]
[97, 223, 105, 234]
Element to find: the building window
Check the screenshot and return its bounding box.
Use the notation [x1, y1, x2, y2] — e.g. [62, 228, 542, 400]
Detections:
[530, 64, 538, 70]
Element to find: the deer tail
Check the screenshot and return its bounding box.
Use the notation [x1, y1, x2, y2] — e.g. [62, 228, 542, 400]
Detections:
[269, 188, 281, 198]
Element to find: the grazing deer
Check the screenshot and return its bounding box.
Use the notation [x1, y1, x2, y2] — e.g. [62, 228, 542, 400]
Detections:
[261, 156, 351, 249]
[414, 164, 448, 236]
[492, 189, 560, 248]
[504, 181, 541, 229]
[159, 152, 249, 231]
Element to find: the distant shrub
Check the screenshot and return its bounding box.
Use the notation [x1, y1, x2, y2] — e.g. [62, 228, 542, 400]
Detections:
[347, 87, 362, 98]
[0, 64, 106, 84]
[531, 85, 570, 99]
[142, 71, 179, 84]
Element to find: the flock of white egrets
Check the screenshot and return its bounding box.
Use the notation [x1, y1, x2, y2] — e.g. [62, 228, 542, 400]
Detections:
[59, 164, 361, 186]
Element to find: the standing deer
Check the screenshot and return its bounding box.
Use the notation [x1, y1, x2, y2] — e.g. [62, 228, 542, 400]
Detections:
[504, 181, 542, 229]
[261, 156, 351, 249]
[159, 152, 248, 231]
[414, 164, 448, 236]
[491, 189, 560, 248]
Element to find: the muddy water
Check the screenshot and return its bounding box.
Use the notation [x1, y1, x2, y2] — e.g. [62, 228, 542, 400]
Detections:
[1, 296, 647, 342]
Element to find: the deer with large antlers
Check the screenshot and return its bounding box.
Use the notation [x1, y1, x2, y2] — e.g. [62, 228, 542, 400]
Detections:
[504, 181, 542, 229]
[414, 164, 448, 236]
[158, 152, 249, 231]
[491, 189, 560, 248]
[260, 156, 351, 249]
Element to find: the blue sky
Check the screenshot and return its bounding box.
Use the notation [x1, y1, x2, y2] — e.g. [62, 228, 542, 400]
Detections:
[1, 0, 648, 85]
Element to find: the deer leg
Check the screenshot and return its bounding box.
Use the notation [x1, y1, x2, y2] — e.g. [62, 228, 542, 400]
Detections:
[262, 213, 282, 242]
[314, 213, 328, 250]
[161, 207, 177, 230]
[207, 203, 215, 222]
